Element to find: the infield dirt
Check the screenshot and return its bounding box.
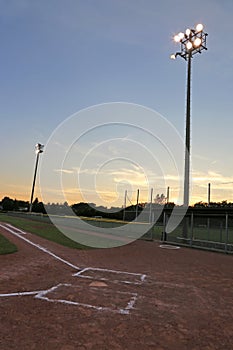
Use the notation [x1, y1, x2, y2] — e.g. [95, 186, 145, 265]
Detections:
[0, 223, 233, 350]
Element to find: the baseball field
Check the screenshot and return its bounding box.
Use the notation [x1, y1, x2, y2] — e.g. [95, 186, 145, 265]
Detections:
[0, 214, 233, 350]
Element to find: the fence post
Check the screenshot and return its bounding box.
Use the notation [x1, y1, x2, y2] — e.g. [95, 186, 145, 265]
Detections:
[149, 188, 153, 223]
[225, 213, 229, 253]
[162, 211, 167, 241]
[190, 212, 194, 247]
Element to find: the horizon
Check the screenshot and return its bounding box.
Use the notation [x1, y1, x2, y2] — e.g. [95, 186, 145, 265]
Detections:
[1, 1, 233, 208]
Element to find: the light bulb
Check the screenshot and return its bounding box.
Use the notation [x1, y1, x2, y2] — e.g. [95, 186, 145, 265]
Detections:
[186, 41, 193, 50]
[196, 23, 204, 32]
[193, 37, 202, 47]
[174, 35, 181, 42]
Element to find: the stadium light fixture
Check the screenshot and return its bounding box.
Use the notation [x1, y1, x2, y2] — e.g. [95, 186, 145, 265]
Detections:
[29, 143, 44, 212]
[171, 23, 208, 234]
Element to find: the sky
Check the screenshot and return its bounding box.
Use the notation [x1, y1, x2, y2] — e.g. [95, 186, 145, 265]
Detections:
[1, 0, 233, 207]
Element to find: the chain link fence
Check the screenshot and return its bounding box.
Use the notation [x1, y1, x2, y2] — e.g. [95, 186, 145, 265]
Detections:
[158, 211, 233, 253]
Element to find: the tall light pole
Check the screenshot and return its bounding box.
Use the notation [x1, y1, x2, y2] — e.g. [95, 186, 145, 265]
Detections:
[29, 143, 44, 212]
[171, 24, 207, 238]
[171, 24, 208, 209]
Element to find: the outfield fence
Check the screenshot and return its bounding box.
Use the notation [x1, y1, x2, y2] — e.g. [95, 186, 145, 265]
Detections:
[159, 211, 233, 254]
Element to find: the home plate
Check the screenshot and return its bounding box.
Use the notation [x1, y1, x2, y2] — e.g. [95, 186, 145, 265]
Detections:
[89, 281, 108, 287]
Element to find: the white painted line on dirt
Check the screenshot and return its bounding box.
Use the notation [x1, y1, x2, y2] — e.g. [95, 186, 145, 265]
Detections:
[0, 283, 138, 315]
[0, 224, 80, 271]
[125, 293, 138, 313]
[73, 267, 147, 285]
[5, 223, 27, 235]
[0, 291, 44, 297]
[35, 283, 138, 315]
[0, 223, 146, 315]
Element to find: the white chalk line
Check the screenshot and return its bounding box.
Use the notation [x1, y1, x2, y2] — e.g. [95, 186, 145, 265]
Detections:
[0, 223, 146, 314]
[0, 283, 138, 315]
[35, 283, 138, 315]
[0, 224, 81, 271]
[5, 223, 27, 235]
[0, 291, 44, 297]
[73, 267, 146, 285]
[0, 223, 146, 283]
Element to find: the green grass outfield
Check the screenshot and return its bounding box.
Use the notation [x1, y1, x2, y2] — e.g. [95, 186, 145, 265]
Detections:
[0, 213, 88, 251]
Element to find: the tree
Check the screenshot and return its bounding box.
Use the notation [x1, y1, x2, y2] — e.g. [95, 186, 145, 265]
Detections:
[1, 197, 15, 211]
[32, 198, 46, 214]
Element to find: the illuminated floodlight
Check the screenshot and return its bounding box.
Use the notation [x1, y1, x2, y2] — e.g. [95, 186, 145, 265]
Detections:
[186, 41, 193, 50]
[174, 35, 181, 42]
[29, 143, 44, 212]
[178, 32, 185, 40]
[35, 143, 44, 154]
[196, 23, 204, 32]
[193, 37, 202, 47]
[170, 54, 176, 60]
[171, 23, 207, 60]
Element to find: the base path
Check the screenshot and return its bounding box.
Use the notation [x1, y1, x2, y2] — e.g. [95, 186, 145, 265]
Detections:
[0, 222, 233, 350]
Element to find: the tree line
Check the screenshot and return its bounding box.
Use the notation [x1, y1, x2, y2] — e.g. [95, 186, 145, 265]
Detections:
[1, 196, 233, 221]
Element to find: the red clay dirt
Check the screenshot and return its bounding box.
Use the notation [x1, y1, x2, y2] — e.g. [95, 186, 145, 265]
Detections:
[0, 222, 233, 350]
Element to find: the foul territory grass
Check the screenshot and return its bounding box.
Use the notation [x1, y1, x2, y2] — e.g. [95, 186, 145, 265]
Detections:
[0, 233, 17, 255]
[0, 213, 88, 250]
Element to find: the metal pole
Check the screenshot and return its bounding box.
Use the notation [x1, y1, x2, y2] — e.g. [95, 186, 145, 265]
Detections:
[207, 183, 211, 238]
[123, 190, 127, 221]
[162, 211, 167, 242]
[182, 52, 192, 238]
[208, 183, 211, 206]
[225, 213, 229, 253]
[135, 189, 139, 221]
[190, 211, 194, 246]
[149, 188, 153, 223]
[167, 186, 170, 205]
[29, 152, 40, 212]
[183, 52, 192, 208]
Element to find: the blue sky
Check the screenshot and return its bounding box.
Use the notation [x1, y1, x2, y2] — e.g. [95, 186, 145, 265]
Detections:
[1, 0, 233, 206]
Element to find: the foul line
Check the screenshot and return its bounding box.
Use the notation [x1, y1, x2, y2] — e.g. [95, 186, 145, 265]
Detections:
[0, 223, 147, 283]
[0, 224, 80, 271]
[0, 223, 147, 315]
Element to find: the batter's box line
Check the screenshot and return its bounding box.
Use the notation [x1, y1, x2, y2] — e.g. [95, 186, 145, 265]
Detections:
[73, 267, 147, 285]
[34, 283, 138, 315]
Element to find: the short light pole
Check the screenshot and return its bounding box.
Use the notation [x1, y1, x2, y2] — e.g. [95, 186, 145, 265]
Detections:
[171, 24, 207, 237]
[29, 143, 44, 212]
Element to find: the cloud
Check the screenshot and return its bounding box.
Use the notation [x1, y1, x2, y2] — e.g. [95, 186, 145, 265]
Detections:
[192, 170, 233, 189]
[54, 169, 74, 174]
